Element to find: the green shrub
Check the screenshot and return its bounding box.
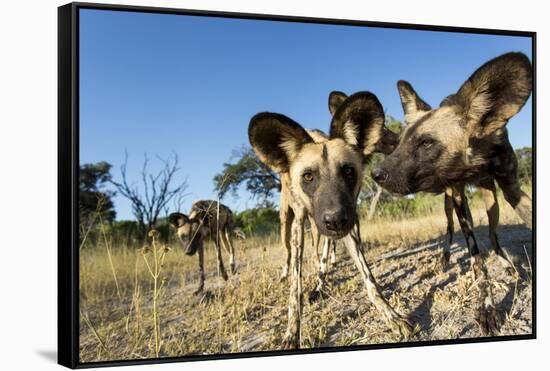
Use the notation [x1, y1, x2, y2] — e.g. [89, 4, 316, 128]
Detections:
[235, 207, 279, 236]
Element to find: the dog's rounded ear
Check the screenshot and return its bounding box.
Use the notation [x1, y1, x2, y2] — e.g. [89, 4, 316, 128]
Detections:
[328, 91, 348, 116]
[329, 92, 385, 158]
[397, 80, 431, 122]
[168, 212, 188, 227]
[248, 112, 313, 173]
[454, 52, 532, 138]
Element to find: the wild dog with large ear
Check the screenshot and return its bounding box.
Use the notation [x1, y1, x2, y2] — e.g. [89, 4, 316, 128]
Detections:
[168, 211, 208, 294]
[373, 52, 532, 336]
[452, 52, 532, 228]
[329, 90, 400, 155]
[374, 52, 532, 227]
[168, 201, 237, 294]
[249, 91, 412, 349]
[168, 212, 199, 256]
[250, 92, 386, 237]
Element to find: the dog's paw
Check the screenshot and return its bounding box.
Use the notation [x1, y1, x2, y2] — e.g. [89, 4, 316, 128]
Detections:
[308, 289, 323, 303]
[220, 270, 229, 281]
[389, 316, 416, 341]
[281, 333, 300, 350]
[308, 284, 329, 303]
[476, 305, 501, 336]
[495, 254, 517, 277]
[436, 250, 451, 272]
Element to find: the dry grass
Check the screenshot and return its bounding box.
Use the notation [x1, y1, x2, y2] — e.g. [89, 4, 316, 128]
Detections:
[79, 192, 533, 362]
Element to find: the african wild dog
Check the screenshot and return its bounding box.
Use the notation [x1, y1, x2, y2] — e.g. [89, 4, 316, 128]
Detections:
[330, 91, 510, 272]
[372, 52, 532, 335]
[278, 128, 338, 284]
[249, 91, 412, 349]
[168, 200, 236, 294]
[306, 91, 401, 302]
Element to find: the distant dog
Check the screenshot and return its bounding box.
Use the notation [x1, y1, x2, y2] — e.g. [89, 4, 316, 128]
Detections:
[249, 91, 412, 349]
[373, 52, 532, 335]
[169, 200, 236, 294]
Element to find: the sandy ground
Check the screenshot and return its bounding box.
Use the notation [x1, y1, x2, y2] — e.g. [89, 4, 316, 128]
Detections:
[79, 211, 533, 362]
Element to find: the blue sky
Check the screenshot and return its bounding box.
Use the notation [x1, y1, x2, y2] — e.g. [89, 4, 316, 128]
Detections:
[79, 9, 533, 221]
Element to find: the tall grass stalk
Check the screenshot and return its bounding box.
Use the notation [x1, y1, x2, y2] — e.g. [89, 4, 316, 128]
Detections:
[80, 309, 111, 356]
[142, 229, 170, 358]
[99, 214, 122, 302]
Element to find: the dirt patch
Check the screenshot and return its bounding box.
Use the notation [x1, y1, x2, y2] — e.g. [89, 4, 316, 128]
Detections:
[79, 210, 533, 362]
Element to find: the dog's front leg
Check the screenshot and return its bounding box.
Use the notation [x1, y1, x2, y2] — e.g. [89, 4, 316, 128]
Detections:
[281, 209, 305, 349]
[194, 246, 205, 295]
[213, 231, 228, 281]
[309, 237, 331, 302]
[279, 202, 293, 281]
[309, 217, 321, 266]
[329, 240, 337, 266]
[497, 178, 532, 230]
[343, 221, 413, 339]
[479, 180, 514, 273]
[451, 186, 500, 336]
[438, 188, 454, 271]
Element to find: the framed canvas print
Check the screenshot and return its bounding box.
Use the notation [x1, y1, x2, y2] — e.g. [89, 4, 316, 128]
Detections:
[58, 2, 536, 368]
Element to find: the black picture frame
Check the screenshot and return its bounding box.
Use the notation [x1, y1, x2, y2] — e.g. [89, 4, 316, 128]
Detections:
[58, 2, 537, 368]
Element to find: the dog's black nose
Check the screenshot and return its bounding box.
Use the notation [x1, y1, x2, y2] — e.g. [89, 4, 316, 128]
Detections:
[323, 210, 349, 231]
[371, 168, 388, 183]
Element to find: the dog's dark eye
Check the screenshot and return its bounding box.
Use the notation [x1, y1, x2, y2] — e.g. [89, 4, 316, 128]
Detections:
[343, 166, 355, 179]
[303, 172, 314, 182]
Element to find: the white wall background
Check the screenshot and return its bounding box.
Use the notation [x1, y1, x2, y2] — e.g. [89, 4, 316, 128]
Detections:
[0, 0, 546, 369]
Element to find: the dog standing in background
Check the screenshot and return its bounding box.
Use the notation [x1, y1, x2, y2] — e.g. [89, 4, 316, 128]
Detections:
[169, 200, 237, 294]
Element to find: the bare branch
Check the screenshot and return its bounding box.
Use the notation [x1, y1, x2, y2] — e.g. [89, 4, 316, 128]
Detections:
[110, 152, 188, 237]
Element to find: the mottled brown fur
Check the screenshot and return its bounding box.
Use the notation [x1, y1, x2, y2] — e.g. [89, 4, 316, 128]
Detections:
[249, 91, 412, 349]
[168, 200, 236, 294]
[374, 52, 532, 335]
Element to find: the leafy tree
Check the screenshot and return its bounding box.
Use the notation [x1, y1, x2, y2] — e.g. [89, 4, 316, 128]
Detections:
[385, 115, 404, 134]
[214, 146, 280, 206]
[360, 115, 404, 219]
[515, 147, 532, 184]
[79, 161, 116, 224]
